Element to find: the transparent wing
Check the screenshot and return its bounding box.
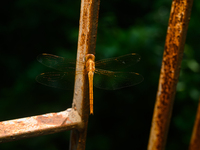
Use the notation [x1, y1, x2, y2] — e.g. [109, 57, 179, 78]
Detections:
[36, 72, 75, 90]
[95, 53, 141, 71]
[94, 69, 143, 90]
[37, 53, 76, 71]
[36, 53, 143, 90]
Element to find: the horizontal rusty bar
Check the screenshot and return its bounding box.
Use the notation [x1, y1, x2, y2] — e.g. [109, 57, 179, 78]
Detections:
[0, 108, 81, 143]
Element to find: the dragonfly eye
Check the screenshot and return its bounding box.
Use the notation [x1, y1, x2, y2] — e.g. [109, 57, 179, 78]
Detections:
[85, 54, 95, 61]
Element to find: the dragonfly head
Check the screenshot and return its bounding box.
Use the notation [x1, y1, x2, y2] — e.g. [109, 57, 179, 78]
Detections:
[85, 54, 95, 62]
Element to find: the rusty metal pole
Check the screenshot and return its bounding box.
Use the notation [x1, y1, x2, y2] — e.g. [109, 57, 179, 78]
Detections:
[69, 0, 100, 149]
[0, 109, 81, 143]
[188, 97, 200, 150]
[148, 0, 193, 150]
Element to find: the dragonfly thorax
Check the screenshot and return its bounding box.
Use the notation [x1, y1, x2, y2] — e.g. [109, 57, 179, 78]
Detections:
[85, 54, 95, 73]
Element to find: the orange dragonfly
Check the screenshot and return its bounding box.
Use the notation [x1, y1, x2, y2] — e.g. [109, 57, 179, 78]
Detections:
[36, 53, 143, 114]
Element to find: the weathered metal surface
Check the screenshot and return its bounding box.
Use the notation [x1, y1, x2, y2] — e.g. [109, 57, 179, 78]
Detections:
[148, 0, 193, 150]
[70, 0, 100, 149]
[72, 0, 100, 117]
[0, 108, 81, 143]
[189, 98, 200, 150]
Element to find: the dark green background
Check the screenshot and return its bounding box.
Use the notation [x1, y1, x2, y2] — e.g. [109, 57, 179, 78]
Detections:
[0, 0, 199, 150]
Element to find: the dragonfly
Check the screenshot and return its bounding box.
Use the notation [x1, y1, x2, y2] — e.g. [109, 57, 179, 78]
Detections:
[36, 53, 143, 114]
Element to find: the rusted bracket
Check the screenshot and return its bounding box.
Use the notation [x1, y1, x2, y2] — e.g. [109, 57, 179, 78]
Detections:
[148, 0, 193, 150]
[0, 0, 100, 148]
[0, 108, 81, 143]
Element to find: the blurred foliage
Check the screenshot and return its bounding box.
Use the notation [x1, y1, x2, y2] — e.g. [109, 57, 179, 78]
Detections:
[0, 0, 199, 150]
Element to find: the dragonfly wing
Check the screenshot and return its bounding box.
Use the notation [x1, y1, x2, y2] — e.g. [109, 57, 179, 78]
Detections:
[36, 72, 75, 90]
[95, 53, 141, 71]
[37, 53, 75, 71]
[94, 69, 143, 90]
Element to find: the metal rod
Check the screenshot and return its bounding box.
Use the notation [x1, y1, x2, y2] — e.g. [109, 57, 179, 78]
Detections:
[70, 0, 100, 149]
[148, 0, 193, 149]
[0, 108, 81, 143]
[188, 97, 200, 150]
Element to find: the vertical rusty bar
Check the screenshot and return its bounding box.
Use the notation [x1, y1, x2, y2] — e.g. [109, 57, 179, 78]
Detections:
[148, 0, 193, 150]
[70, 0, 100, 149]
[189, 97, 200, 150]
